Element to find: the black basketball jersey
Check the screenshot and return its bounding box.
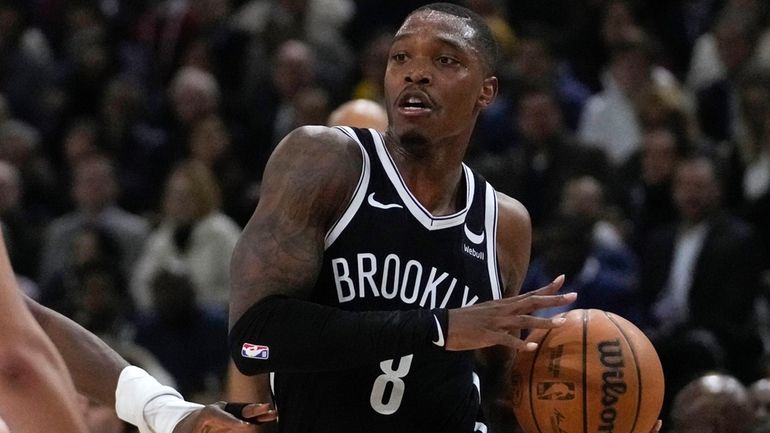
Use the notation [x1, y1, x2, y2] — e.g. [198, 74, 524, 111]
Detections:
[271, 127, 504, 433]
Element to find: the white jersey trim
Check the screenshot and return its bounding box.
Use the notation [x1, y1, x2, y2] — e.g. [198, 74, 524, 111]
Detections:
[472, 372, 488, 433]
[372, 130, 473, 230]
[324, 126, 371, 249]
[484, 184, 502, 300]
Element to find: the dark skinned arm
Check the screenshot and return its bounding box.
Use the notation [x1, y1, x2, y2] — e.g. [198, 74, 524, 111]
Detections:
[229, 126, 575, 375]
[24, 297, 128, 406]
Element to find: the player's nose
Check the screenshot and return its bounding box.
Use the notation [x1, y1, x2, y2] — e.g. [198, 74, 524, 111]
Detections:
[404, 60, 432, 85]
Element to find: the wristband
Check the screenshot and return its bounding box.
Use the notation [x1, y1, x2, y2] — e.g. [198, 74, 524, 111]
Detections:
[223, 402, 270, 424]
[115, 366, 203, 433]
[430, 308, 449, 348]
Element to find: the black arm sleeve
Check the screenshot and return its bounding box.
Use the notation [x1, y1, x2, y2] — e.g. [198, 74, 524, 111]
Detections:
[229, 295, 446, 375]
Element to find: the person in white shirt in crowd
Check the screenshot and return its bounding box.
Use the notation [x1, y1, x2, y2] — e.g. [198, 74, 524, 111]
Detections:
[131, 160, 240, 314]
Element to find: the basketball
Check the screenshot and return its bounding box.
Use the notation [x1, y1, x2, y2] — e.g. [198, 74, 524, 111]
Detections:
[511, 309, 664, 433]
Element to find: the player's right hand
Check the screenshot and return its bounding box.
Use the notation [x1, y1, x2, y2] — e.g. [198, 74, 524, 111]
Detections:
[172, 402, 277, 433]
[445, 275, 575, 351]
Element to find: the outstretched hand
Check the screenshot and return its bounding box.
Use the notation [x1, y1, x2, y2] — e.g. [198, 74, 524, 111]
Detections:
[446, 275, 575, 351]
[172, 402, 277, 433]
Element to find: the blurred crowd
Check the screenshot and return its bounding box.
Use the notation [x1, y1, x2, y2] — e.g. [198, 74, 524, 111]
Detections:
[1, 0, 770, 432]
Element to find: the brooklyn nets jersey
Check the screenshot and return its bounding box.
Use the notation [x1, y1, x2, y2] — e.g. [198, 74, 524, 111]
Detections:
[272, 127, 504, 433]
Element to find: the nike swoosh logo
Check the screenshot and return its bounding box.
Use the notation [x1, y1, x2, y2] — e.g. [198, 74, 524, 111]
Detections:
[432, 315, 445, 347]
[367, 193, 403, 210]
[464, 224, 485, 245]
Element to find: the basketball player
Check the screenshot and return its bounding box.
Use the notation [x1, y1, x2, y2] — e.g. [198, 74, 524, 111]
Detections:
[20, 294, 277, 433]
[228, 4, 581, 432]
[0, 232, 87, 432]
[0, 229, 275, 431]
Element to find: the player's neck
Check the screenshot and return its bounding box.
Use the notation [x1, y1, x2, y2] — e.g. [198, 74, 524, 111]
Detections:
[384, 132, 468, 215]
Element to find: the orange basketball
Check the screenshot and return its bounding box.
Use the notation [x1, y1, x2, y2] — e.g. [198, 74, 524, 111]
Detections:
[511, 309, 664, 433]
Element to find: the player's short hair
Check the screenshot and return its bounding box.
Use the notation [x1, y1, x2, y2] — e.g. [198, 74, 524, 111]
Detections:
[406, 2, 499, 75]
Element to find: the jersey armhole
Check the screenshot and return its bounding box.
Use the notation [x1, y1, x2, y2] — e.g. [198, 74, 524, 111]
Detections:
[323, 127, 371, 249]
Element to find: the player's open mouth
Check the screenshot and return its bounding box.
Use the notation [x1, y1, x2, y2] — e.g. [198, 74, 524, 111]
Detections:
[397, 92, 434, 116]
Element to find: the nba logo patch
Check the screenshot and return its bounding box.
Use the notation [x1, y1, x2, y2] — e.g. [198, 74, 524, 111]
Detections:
[241, 343, 269, 360]
[536, 382, 575, 400]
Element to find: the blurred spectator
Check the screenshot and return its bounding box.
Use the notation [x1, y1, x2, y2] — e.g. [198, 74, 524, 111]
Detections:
[38, 154, 148, 289]
[169, 65, 221, 128]
[141, 65, 227, 206]
[0, 94, 8, 123]
[57, 2, 114, 123]
[635, 81, 699, 148]
[70, 261, 134, 340]
[638, 0, 724, 80]
[506, 0, 612, 92]
[694, 7, 764, 145]
[0, 159, 40, 278]
[99, 77, 168, 214]
[147, 0, 224, 83]
[578, 28, 683, 167]
[59, 117, 100, 183]
[134, 268, 229, 400]
[750, 378, 770, 425]
[620, 127, 688, 253]
[470, 84, 609, 229]
[39, 224, 126, 324]
[233, 0, 355, 99]
[734, 69, 770, 261]
[521, 212, 641, 323]
[130, 160, 240, 314]
[293, 86, 331, 127]
[560, 175, 626, 251]
[244, 38, 320, 174]
[467, 0, 516, 65]
[671, 373, 754, 433]
[0, 0, 55, 130]
[0, 118, 63, 220]
[508, 27, 592, 130]
[735, 69, 770, 180]
[327, 98, 388, 131]
[474, 23, 591, 155]
[188, 113, 251, 226]
[686, 0, 770, 93]
[269, 39, 317, 144]
[351, 32, 391, 103]
[640, 155, 766, 394]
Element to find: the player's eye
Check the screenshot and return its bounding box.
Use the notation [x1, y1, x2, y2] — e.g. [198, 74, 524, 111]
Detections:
[437, 56, 459, 65]
[391, 53, 407, 62]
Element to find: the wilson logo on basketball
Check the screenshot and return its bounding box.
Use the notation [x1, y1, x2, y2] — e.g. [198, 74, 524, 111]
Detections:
[536, 382, 575, 400]
[597, 339, 627, 432]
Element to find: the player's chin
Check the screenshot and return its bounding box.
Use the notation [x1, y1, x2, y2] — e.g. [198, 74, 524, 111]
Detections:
[397, 129, 431, 148]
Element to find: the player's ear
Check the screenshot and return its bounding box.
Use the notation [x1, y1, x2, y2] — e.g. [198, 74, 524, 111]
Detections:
[477, 76, 498, 109]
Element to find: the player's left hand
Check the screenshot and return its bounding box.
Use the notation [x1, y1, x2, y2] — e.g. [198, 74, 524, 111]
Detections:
[172, 402, 277, 433]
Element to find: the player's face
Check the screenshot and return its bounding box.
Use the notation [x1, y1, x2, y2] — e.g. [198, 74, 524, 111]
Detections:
[384, 11, 496, 145]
